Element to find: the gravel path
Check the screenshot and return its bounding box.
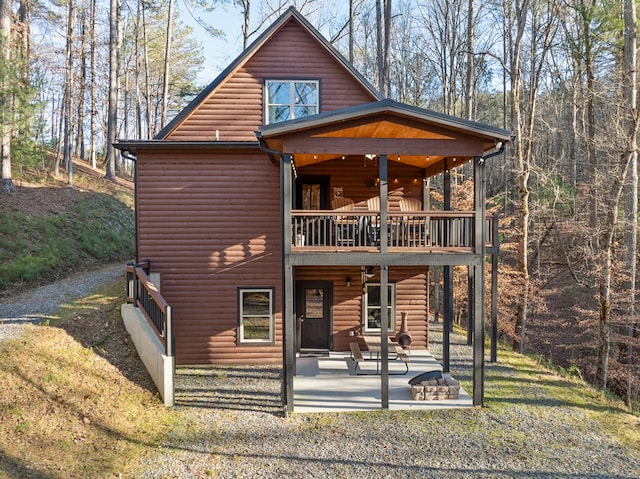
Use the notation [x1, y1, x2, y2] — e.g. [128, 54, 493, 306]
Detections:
[0, 263, 125, 341]
[2, 268, 639, 478]
[134, 327, 640, 479]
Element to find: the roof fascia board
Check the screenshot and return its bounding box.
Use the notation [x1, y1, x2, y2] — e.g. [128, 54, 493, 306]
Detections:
[154, 7, 381, 140]
[114, 140, 260, 153]
[259, 99, 512, 141]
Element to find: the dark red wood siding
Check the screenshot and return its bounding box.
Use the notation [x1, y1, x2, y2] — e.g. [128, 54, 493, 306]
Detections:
[296, 267, 429, 352]
[166, 20, 377, 141]
[136, 149, 283, 365]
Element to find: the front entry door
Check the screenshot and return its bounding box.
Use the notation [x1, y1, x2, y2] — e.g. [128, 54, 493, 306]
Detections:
[296, 281, 332, 351]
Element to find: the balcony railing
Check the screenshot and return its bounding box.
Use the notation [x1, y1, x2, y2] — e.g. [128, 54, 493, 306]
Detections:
[292, 210, 496, 251]
[126, 261, 173, 356]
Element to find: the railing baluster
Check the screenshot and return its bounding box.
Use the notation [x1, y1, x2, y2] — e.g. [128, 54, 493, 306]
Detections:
[289, 210, 494, 251]
[130, 264, 172, 357]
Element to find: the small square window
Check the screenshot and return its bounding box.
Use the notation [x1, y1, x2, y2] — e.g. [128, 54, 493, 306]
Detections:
[265, 80, 319, 124]
[238, 288, 275, 344]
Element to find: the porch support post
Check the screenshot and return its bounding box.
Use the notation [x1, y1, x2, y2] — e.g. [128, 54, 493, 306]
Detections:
[281, 153, 295, 415]
[467, 266, 474, 346]
[380, 154, 388, 255]
[380, 264, 389, 409]
[473, 156, 486, 406]
[379, 154, 389, 408]
[433, 266, 440, 323]
[443, 159, 452, 373]
[491, 212, 499, 363]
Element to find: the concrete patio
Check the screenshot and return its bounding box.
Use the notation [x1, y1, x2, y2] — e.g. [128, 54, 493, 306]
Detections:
[293, 349, 472, 413]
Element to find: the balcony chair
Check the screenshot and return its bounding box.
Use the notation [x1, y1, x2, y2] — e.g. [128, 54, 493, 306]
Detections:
[332, 197, 355, 246]
[399, 197, 428, 247]
[366, 197, 381, 245]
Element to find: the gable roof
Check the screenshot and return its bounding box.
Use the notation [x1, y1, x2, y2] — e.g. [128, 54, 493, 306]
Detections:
[154, 7, 381, 140]
[257, 99, 512, 175]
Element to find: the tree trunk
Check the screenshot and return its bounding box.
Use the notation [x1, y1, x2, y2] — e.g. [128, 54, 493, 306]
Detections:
[622, 0, 638, 410]
[105, 0, 118, 180]
[348, 0, 354, 64]
[141, 2, 152, 138]
[63, 0, 75, 187]
[89, 0, 97, 169]
[464, 0, 474, 120]
[160, 0, 174, 127]
[75, 0, 87, 161]
[0, 0, 15, 194]
[375, 0, 383, 94]
[241, 0, 250, 50]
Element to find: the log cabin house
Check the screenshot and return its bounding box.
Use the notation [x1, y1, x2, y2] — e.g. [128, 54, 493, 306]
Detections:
[116, 7, 510, 412]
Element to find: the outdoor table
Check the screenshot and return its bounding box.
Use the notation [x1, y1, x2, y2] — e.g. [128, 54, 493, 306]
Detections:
[362, 335, 401, 373]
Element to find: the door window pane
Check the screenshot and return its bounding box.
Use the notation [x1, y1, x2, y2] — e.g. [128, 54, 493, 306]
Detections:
[302, 184, 321, 210]
[305, 288, 323, 319]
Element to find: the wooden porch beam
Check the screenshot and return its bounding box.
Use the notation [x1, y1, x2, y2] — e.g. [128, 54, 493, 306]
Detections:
[443, 159, 452, 373]
[282, 153, 295, 415]
[473, 156, 486, 407]
[289, 252, 483, 267]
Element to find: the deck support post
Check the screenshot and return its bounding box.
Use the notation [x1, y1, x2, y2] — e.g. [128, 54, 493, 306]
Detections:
[467, 266, 474, 346]
[282, 153, 295, 415]
[473, 156, 486, 406]
[490, 212, 499, 363]
[443, 159, 452, 373]
[379, 154, 389, 409]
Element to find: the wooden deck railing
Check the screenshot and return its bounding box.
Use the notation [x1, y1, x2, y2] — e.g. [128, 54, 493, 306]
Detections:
[126, 261, 173, 357]
[291, 210, 497, 250]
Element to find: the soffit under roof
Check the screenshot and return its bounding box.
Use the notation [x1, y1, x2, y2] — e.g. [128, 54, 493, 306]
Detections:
[258, 99, 512, 175]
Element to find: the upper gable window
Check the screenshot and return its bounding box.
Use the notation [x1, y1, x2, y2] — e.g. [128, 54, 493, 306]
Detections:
[265, 80, 319, 124]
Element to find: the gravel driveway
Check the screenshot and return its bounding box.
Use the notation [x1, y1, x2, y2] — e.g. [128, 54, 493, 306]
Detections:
[2, 267, 639, 479]
[0, 263, 125, 341]
[134, 326, 640, 479]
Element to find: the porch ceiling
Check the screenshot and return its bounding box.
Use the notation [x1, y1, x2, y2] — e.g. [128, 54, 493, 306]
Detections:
[257, 99, 512, 175]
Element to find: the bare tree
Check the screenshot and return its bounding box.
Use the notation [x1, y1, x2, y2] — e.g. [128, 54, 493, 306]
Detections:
[508, 0, 557, 353]
[63, 0, 75, 186]
[375, 0, 391, 97]
[160, 0, 174, 127]
[595, 0, 638, 389]
[89, 0, 97, 168]
[105, 0, 119, 180]
[0, 0, 14, 194]
[621, 0, 638, 409]
[464, 0, 474, 120]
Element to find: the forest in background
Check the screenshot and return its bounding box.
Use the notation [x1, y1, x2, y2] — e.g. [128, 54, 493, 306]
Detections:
[0, 0, 637, 410]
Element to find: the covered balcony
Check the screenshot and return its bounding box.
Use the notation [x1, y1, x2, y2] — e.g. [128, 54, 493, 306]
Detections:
[291, 209, 497, 252]
[257, 99, 511, 413]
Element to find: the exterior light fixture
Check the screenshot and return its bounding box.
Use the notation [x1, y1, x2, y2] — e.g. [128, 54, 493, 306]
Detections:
[346, 276, 351, 288]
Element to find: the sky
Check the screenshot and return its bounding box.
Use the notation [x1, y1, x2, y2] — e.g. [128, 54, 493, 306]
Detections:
[177, 2, 247, 85]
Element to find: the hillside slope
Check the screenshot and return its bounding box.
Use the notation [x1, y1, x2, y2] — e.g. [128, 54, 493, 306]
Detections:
[0, 162, 135, 298]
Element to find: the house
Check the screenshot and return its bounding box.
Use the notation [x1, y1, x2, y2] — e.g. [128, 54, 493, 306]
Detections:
[116, 7, 510, 412]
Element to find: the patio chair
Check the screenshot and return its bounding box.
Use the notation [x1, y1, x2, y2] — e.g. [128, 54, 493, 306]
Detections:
[366, 197, 381, 245]
[332, 197, 355, 246]
[399, 197, 427, 247]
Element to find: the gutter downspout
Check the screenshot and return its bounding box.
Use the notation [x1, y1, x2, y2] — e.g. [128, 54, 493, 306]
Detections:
[121, 149, 139, 263]
[256, 131, 295, 416]
[256, 131, 284, 164]
[478, 140, 506, 164]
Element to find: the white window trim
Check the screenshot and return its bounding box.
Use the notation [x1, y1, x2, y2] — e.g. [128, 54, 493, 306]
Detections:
[264, 79, 319, 124]
[362, 283, 396, 334]
[238, 287, 275, 345]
